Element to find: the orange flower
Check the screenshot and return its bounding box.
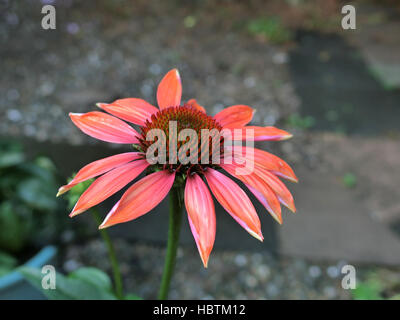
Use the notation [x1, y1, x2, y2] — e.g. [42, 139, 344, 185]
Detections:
[58, 69, 297, 267]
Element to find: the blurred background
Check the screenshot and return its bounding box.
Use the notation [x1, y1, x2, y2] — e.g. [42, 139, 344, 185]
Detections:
[0, 0, 399, 299]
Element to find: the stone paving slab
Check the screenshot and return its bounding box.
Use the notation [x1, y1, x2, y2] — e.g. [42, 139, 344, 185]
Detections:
[280, 165, 400, 266]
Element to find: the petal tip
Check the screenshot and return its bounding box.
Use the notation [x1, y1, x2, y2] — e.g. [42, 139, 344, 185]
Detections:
[249, 229, 264, 242]
[280, 133, 293, 141]
[69, 208, 84, 217]
[56, 186, 66, 197]
[96, 102, 106, 109]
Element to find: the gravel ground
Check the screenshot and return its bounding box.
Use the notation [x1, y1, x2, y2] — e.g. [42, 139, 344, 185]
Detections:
[0, 0, 299, 145]
[60, 238, 355, 300]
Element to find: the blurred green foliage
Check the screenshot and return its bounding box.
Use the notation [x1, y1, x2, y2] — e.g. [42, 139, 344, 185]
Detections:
[248, 17, 292, 44]
[0, 141, 59, 257]
[342, 173, 357, 189]
[286, 113, 315, 129]
[352, 271, 400, 300]
[64, 175, 94, 211]
[20, 266, 141, 300]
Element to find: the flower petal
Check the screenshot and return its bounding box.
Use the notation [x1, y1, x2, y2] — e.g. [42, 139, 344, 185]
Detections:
[97, 98, 158, 126]
[70, 111, 140, 144]
[187, 99, 206, 113]
[213, 105, 254, 128]
[253, 166, 296, 213]
[157, 69, 182, 109]
[57, 152, 143, 196]
[223, 146, 298, 183]
[185, 174, 216, 267]
[224, 126, 292, 141]
[246, 184, 282, 224]
[99, 170, 176, 229]
[221, 163, 282, 224]
[204, 168, 263, 241]
[70, 159, 149, 217]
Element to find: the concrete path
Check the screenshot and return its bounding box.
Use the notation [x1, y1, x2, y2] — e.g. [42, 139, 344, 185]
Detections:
[280, 164, 400, 266]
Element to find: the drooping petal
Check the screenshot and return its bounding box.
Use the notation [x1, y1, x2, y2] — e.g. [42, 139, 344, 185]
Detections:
[187, 99, 206, 113]
[157, 69, 182, 109]
[57, 152, 143, 196]
[223, 146, 298, 183]
[204, 168, 263, 241]
[221, 163, 282, 224]
[253, 166, 296, 213]
[70, 159, 149, 217]
[97, 98, 158, 126]
[99, 170, 176, 229]
[185, 174, 216, 267]
[224, 126, 292, 141]
[213, 105, 254, 128]
[246, 184, 282, 224]
[70, 111, 140, 144]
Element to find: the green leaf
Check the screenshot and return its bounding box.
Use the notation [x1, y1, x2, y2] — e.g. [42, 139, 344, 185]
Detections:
[69, 267, 112, 291]
[0, 202, 33, 252]
[19, 267, 117, 300]
[0, 250, 18, 268]
[17, 178, 58, 211]
[0, 250, 18, 276]
[0, 150, 24, 168]
[125, 293, 142, 300]
[351, 280, 383, 300]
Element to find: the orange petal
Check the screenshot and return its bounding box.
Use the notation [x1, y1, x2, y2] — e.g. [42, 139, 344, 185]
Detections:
[157, 69, 182, 109]
[225, 126, 292, 141]
[213, 105, 254, 128]
[70, 159, 149, 217]
[57, 152, 143, 196]
[253, 166, 296, 213]
[185, 174, 216, 268]
[187, 99, 206, 113]
[70, 111, 140, 144]
[224, 146, 298, 183]
[97, 98, 158, 126]
[221, 163, 282, 224]
[99, 170, 176, 229]
[246, 184, 282, 224]
[204, 168, 263, 241]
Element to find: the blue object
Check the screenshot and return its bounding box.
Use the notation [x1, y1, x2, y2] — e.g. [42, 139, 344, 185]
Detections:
[0, 246, 57, 300]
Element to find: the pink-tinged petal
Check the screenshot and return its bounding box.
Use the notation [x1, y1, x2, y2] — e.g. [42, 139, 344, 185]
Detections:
[253, 166, 296, 213]
[225, 126, 292, 141]
[204, 168, 263, 241]
[157, 69, 182, 109]
[70, 159, 149, 217]
[97, 98, 158, 126]
[223, 146, 298, 183]
[57, 152, 143, 196]
[185, 174, 216, 268]
[70, 111, 140, 144]
[221, 163, 282, 224]
[99, 170, 176, 229]
[187, 99, 206, 113]
[246, 184, 282, 224]
[213, 105, 254, 128]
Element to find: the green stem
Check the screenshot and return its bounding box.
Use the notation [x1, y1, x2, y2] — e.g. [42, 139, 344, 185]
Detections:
[91, 208, 124, 300]
[158, 187, 183, 300]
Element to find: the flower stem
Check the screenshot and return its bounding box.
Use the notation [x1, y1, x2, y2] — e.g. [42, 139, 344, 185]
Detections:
[158, 187, 183, 300]
[91, 208, 124, 300]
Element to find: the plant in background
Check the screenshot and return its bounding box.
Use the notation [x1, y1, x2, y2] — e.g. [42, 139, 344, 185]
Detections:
[248, 17, 292, 44]
[57, 68, 297, 299]
[19, 175, 139, 300]
[0, 141, 58, 276]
